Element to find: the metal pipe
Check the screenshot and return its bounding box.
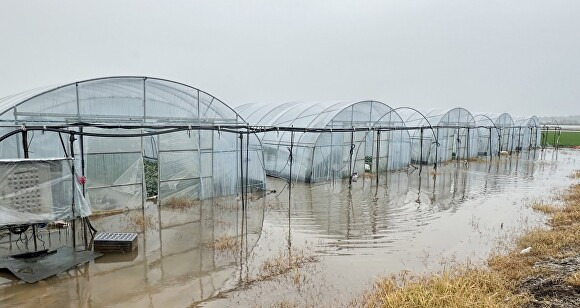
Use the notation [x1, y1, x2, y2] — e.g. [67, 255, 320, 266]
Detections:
[375, 130, 380, 186]
[349, 131, 354, 187]
[69, 133, 77, 250]
[419, 127, 424, 174]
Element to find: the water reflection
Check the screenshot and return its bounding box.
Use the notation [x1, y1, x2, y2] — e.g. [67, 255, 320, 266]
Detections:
[1, 149, 576, 307]
[0, 198, 264, 307]
[264, 150, 555, 252]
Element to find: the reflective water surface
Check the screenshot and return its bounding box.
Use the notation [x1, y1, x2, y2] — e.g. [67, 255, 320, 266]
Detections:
[0, 149, 578, 307]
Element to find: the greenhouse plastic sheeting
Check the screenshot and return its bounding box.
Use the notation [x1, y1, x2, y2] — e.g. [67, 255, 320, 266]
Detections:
[399, 108, 479, 164]
[0, 158, 91, 226]
[158, 130, 266, 206]
[83, 128, 144, 212]
[513, 116, 541, 150]
[474, 113, 515, 155]
[236, 101, 411, 182]
[0, 77, 267, 204]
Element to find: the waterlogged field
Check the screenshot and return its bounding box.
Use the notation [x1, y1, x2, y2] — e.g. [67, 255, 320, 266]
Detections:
[0, 149, 578, 307]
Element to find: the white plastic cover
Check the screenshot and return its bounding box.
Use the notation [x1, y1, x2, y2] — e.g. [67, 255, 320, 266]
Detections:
[0, 158, 91, 226]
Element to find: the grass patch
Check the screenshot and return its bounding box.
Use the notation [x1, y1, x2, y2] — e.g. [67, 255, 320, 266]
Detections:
[258, 249, 317, 281]
[531, 202, 560, 214]
[357, 267, 529, 308]
[204, 234, 238, 252]
[163, 196, 198, 210]
[128, 213, 157, 231]
[543, 131, 580, 147]
[359, 170, 580, 307]
[90, 209, 125, 218]
[567, 271, 580, 286]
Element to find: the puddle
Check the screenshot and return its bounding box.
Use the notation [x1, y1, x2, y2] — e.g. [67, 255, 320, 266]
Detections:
[0, 149, 578, 307]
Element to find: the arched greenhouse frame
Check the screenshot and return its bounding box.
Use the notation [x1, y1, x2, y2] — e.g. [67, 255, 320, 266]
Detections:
[398, 108, 479, 164]
[236, 101, 411, 182]
[0, 76, 266, 223]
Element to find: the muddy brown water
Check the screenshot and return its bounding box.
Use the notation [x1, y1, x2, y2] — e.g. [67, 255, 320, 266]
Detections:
[0, 149, 578, 307]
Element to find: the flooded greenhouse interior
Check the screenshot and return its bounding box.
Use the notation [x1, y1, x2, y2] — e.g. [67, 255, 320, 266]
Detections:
[0, 76, 571, 307]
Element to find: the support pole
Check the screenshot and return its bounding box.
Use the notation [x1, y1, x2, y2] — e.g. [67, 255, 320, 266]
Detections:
[456, 127, 460, 161]
[79, 127, 89, 248]
[69, 133, 77, 250]
[466, 127, 470, 160]
[348, 130, 354, 187]
[288, 131, 294, 255]
[375, 130, 380, 186]
[498, 128, 502, 155]
[419, 127, 424, 174]
[517, 127, 522, 152]
[21, 130, 38, 251]
[488, 127, 493, 162]
[238, 132, 245, 276]
[434, 127, 439, 170]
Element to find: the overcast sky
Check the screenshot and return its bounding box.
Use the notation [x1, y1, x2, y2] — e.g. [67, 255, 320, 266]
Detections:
[0, 1, 578, 116]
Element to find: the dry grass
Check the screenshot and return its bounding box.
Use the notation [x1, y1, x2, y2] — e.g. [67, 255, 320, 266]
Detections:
[530, 202, 560, 214]
[270, 300, 298, 308]
[465, 156, 486, 162]
[429, 169, 441, 176]
[163, 196, 198, 210]
[357, 267, 529, 308]
[129, 213, 158, 231]
[566, 271, 580, 286]
[359, 170, 580, 307]
[258, 249, 317, 281]
[204, 234, 238, 252]
[90, 209, 125, 218]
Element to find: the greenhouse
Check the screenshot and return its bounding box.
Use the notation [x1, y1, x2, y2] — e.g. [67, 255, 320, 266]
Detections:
[513, 116, 541, 150]
[236, 101, 411, 182]
[473, 113, 515, 156]
[398, 108, 479, 164]
[0, 76, 266, 225]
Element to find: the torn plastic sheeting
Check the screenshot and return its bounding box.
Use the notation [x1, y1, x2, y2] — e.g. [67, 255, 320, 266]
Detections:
[0, 158, 91, 226]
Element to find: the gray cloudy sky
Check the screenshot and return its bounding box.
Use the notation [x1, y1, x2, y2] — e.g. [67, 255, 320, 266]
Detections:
[0, 1, 578, 116]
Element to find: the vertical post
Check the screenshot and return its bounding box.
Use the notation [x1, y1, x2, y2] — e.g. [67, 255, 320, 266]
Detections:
[348, 130, 354, 187]
[385, 130, 390, 174]
[238, 132, 244, 277]
[533, 127, 538, 150]
[245, 129, 250, 269]
[239, 133, 245, 212]
[79, 127, 88, 248]
[70, 133, 77, 250]
[375, 130, 380, 186]
[21, 130, 38, 251]
[288, 131, 294, 255]
[498, 128, 502, 155]
[456, 127, 460, 161]
[466, 127, 470, 160]
[434, 127, 439, 170]
[511, 127, 516, 153]
[419, 127, 424, 174]
[516, 126, 523, 152]
[488, 127, 493, 162]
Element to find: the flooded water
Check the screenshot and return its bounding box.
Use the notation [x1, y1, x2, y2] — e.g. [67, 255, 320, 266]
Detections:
[1, 149, 579, 307]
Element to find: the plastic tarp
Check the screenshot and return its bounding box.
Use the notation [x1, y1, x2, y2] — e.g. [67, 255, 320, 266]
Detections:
[0, 158, 91, 226]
